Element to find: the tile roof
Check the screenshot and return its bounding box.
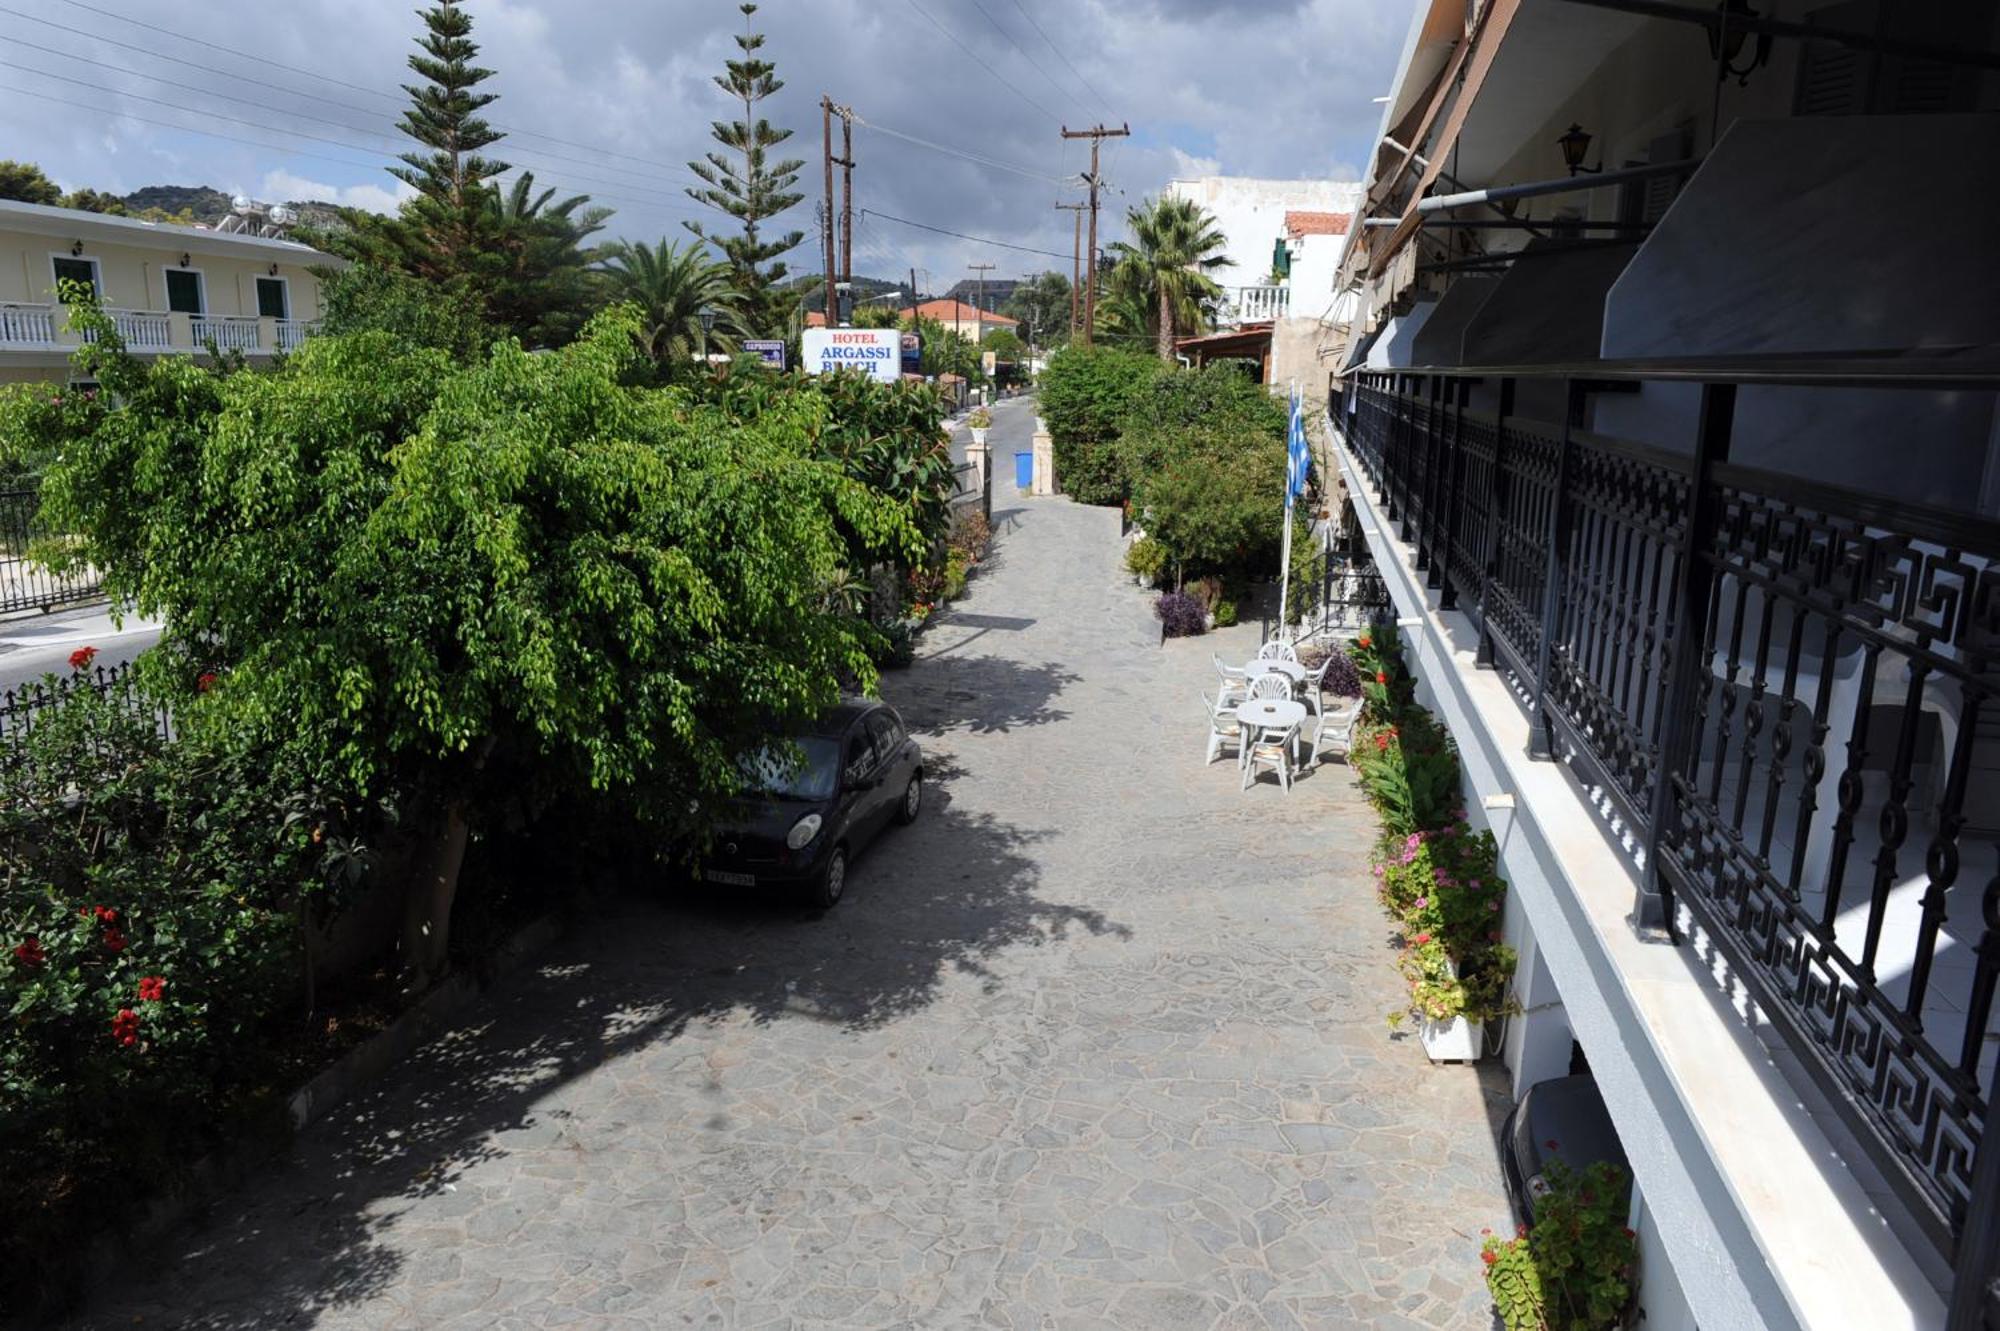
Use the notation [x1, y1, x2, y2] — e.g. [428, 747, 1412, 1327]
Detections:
[1284, 210, 1352, 238]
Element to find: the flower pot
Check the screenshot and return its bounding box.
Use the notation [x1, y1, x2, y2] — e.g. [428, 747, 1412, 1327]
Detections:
[1418, 1013, 1484, 1063]
[971, 427, 989, 447]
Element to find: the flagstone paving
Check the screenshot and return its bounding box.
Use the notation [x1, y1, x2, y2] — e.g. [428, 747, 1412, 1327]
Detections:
[82, 420, 1513, 1329]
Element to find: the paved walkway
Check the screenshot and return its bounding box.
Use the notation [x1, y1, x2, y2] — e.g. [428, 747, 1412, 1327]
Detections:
[84, 482, 1512, 1329]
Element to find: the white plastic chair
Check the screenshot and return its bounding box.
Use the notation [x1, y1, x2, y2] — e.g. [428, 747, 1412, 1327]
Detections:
[1312, 696, 1364, 764]
[1212, 653, 1248, 704]
[1247, 671, 1293, 701]
[1241, 720, 1299, 791]
[1201, 691, 1242, 766]
[1256, 638, 1298, 662]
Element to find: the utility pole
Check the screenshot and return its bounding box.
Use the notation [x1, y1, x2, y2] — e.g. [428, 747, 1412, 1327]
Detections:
[1055, 202, 1087, 341]
[967, 261, 995, 344]
[821, 96, 837, 328]
[1060, 122, 1128, 347]
[836, 104, 854, 315]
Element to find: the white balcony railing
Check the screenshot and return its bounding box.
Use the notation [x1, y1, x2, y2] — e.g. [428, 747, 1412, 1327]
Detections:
[1222, 284, 1289, 325]
[273, 319, 318, 352]
[191, 316, 262, 352]
[111, 309, 172, 351]
[0, 302, 57, 347]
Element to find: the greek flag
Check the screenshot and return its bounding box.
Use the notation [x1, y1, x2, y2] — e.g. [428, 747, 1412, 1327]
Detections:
[1285, 384, 1311, 503]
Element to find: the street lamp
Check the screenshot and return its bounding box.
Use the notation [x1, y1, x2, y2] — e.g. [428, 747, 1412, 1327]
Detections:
[1556, 123, 1600, 176]
[698, 305, 718, 334]
[1707, 0, 1772, 86]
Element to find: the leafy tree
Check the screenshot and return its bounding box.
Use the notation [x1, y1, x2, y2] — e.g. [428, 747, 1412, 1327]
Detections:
[982, 328, 1025, 362]
[482, 171, 611, 348]
[902, 314, 982, 383]
[0, 159, 61, 205]
[685, 3, 805, 334]
[595, 238, 750, 365]
[32, 296, 921, 989]
[1036, 345, 1159, 504]
[1103, 195, 1232, 359]
[314, 261, 496, 364]
[1122, 364, 1288, 580]
[851, 302, 901, 329]
[1004, 270, 1071, 347]
[388, 0, 508, 278]
[59, 188, 127, 216]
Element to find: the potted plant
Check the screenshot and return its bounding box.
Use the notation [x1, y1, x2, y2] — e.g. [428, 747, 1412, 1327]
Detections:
[968, 406, 992, 448]
[1481, 1158, 1639, 1329]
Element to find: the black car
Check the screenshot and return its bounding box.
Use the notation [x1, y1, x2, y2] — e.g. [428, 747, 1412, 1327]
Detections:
[694, 699, 924, 909]
[1500, 1073, 1632, 1226]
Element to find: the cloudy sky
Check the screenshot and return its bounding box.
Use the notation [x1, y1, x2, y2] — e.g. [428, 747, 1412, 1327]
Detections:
[0, 0, 1412, 288]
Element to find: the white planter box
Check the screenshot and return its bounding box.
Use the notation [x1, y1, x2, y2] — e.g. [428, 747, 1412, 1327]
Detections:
[970, 427, 989, 447]
[1419, 1013, 1485, 1063]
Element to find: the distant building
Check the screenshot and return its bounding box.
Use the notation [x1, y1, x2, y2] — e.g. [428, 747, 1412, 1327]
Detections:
[0, 197, 337, 386]
[941, 277, 1020, 316]
[900, 299, 1017, 343]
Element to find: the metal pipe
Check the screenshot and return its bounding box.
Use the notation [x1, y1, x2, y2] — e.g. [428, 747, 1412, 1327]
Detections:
[1412, 218, 1653, 231]
[1555, 0, 2000, 73]
[1418, 158, 1699, 213]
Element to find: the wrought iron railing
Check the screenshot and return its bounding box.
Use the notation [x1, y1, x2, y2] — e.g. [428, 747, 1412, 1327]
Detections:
[1342, 371, 2000, 1326]
[0, 487, 103, 617]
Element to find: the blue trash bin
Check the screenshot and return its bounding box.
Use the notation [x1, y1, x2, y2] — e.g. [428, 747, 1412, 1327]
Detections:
[1014, 451, 1033, 492]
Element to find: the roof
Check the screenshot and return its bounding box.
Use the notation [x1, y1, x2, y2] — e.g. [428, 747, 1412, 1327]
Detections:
[903, 299, 1017, 327]
[808, 698, 885, 736]
[1174, 322, 1274, 356]
[1284, 211, 1352, 238]
[0, 196, 336, 264]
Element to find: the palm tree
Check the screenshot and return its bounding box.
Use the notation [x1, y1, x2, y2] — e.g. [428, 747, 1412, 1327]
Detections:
[595, 239, 751, 363]
[1105, 195, 1232, 361]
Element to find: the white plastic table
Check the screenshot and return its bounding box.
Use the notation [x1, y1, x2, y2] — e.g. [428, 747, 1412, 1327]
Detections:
[1243, 658, 1307, 683]
[1235, 697, 1308, 769]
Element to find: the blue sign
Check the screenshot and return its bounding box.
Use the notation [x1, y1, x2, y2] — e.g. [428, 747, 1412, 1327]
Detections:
[744, 339, 786, 369]
[901, 332, 921, 372]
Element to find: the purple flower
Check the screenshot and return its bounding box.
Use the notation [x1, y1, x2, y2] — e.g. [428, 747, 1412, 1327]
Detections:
[1413, 897, 1428, 910]
[1468, 879, 1481, 890]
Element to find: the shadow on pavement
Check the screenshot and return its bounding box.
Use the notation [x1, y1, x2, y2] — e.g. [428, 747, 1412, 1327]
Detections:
[77, 676, 1126, 1330]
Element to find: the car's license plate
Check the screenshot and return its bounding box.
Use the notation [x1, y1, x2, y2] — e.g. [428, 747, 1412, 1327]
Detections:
[700, 868, 755, 886]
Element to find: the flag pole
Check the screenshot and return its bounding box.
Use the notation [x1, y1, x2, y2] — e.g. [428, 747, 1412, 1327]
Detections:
[1277, 379, 1298, 635]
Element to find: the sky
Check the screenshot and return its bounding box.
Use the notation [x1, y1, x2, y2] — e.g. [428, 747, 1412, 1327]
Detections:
[0, 0, 1413, 290]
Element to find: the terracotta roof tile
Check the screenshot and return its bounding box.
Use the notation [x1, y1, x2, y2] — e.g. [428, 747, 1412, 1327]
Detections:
[1284, 210, 1352, 238]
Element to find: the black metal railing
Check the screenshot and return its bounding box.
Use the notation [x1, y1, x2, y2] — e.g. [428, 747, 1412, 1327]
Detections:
[1, 487, 102, 617]
[1343, 370, 2000, 1326]
[0, 660, 170, 746]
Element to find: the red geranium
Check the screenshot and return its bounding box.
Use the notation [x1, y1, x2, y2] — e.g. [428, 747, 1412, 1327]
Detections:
[1375, 671, 1388, 685]
[68, 645, 97, 672]
[1414, 932, 1432, 945]
[12, 936, 44, 968]
[196, 672, 218, 693]
[1480, 1249, 1497, 1266]
[1357, 634, 1371, 649]
[82, 905, 117, 924]
[102, 926, 127, 954]
[111, 1008, 140, 1048]
[137, 975, 166, 1002]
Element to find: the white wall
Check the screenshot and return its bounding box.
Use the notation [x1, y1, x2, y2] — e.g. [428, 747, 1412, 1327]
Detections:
[1166, 177, 1362, 289]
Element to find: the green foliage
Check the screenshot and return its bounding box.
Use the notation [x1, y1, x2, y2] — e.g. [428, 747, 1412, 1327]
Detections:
[1286, 540, 1326, 626]
[388, 0, 508, 266]
[1482, 1159, 1638, 1330]
[1037, 345, 1159, 505]
[1133, 443, 1284, 579]
[1101, 194, 1232, 358]
[480, 172, 612, 349]
[315, 262, 497, 364]
[596, 238, 750, 366]
[903, 314, 983, 383]
[0, 672, 371, 1307]
[981, 327, 1025, 362]
[1213, 598, 1239, 628]
[58, 187, 127, 215]
[0, 158, 61, 205]
[683, 2, 805, 334]
[30, 295, 919, 986]
[1003, 270, 1071, 346]
[1123, 535, 1166, 585]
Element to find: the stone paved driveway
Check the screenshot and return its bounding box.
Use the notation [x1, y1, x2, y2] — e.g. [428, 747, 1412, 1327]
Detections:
[83, 467, 1512, 1329]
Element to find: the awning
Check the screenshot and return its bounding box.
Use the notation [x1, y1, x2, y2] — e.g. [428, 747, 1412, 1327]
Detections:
[1337, 322, 1383, 376]
[1366, 299, 1439, 369]
[1459, 241, 1639, 368]
[1604, 114, 2000, 359]
[1176, 323, 1274, 361]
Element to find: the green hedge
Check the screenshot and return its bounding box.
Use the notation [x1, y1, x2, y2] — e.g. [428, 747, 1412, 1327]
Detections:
[1036, 345, 1159, 505]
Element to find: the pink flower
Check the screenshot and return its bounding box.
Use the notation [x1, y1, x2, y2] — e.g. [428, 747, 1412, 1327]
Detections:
[1413, 897, 1428, 910]
[1404, 833, 1422, 850]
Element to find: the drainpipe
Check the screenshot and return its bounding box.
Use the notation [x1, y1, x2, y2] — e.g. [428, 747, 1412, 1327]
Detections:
[1417, 158, 1700, 214]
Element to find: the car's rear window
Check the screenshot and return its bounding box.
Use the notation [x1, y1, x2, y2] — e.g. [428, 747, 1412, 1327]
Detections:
[737, 737, 841, 800]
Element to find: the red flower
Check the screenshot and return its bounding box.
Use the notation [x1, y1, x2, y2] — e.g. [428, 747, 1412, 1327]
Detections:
[13, 936, 44, 968]
[1623, 1227, 1636, 1239]
[196, 672, 217, 693]
[1374, 733, 1390, 751]
[1414, 932, 1432, 945]
[1480, 1228, 1492, 1236]
[1544, 1138, 1560, 1151]
[102, 926, 127, 954]
[1480, 1249, 1497, 1266]
[111, 1008, 140, 1048]
[1375, 671, 1388, 684]
[1357, 634, 1371, 649]
[82, 905, 117, 924]
[137, 975, 166, 1002]
[68, 645, 97, 672]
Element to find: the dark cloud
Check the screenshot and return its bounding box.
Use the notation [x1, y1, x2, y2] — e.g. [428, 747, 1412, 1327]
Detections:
[0, 0, 1411, 283]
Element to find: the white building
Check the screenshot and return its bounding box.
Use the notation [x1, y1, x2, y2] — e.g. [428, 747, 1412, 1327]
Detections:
[1321, 2, 2000, 1329]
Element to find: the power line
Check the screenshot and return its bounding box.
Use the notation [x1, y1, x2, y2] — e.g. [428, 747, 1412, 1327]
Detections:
[850, 115, 1079, 187]
[59, 0, 401, 105]
[902, 0, 1061, 126]
[967, 0, 1085, 117]
[6, 3, 710, 184]
[861, 209, 1072, 261]
[1009, 0, 1114, 114]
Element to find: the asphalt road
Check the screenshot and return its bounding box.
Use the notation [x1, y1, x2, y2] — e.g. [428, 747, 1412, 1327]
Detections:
[0, 603, 161, 697]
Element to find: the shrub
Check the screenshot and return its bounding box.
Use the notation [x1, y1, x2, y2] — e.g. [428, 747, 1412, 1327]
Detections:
[1124, 535, 1167, 585]
[947, 508, 992, 565]
[1154, 591, 1207, 638]
[967, 406, 992, 429]
[1213, 599, 1239, 628]
[940, 548, 971, 602]
[1321, 646, 1362, 698]
[1286, 541, 1326, 626]
[1038, 345, 1158, 505]
[1132, 443, 1286, 580]
[1482, 1159, 1638, 1330]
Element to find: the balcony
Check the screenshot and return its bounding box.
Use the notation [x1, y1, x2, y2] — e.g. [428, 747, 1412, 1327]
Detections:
[1220, 283, 1288, 325]
[0, 303, 316, 358]
[1338, 370, 2000, 1325]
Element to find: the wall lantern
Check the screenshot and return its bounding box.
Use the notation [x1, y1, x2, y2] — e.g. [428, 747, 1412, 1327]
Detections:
[1557, 124, 1600, 176]
[179, 253, 191, 268]
[70, 240, 84, 257]
[1708, 0, 1772, 86]
[698, 305, 718, 334]
[268, 263, 279, 276]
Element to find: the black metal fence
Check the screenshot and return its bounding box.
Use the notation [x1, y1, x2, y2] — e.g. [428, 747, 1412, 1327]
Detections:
[0, 660, 170, 747]
[1, 487, 102, 617]
[1344, 371, 2000, 1325]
